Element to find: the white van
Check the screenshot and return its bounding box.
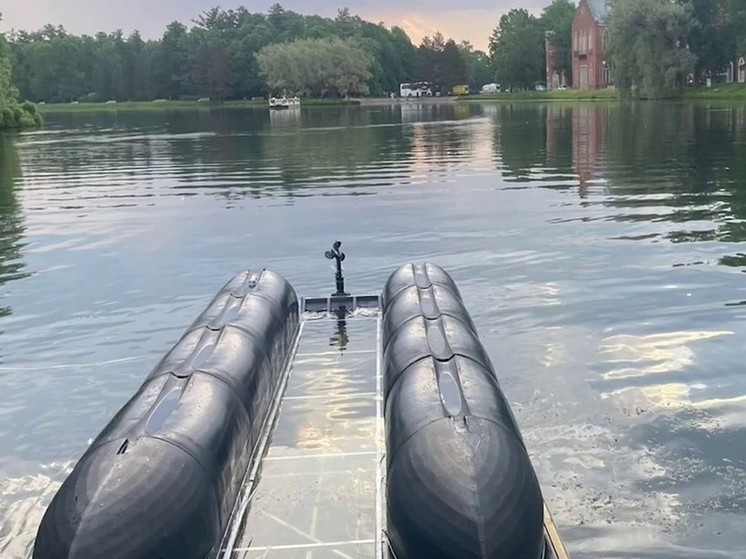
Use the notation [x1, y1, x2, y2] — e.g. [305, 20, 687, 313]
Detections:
[480, 83, 500, 94]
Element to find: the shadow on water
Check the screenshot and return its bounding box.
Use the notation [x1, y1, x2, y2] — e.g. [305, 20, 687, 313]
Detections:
[0, 136, 29, 330]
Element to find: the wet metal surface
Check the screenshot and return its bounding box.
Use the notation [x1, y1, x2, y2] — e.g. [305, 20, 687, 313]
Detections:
[231, 314, 381, 558]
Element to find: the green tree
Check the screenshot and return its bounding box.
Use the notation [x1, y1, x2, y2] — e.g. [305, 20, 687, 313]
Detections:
[5, 4, 422, 102]
[0, 14, 40, 128]
[489, 9, 545, 90]
[607, 0, 697, 99]
[416, 33, 471, 93]
[418, 32, 446, 91]
[440, 39, 468, 92]
[540, 0, 576, 84]
[458, 41, 494, 89]
[725, 0, 746, 61]
[256, 36, 373, 97]
[390, 26, 418, 84]
[678, 0, 732, 81]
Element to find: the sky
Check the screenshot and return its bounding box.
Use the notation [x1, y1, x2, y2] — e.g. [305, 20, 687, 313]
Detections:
[0, 0, 549, 52]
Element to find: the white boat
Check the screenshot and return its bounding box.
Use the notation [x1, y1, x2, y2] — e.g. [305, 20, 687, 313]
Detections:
[268, 95, 300, 109]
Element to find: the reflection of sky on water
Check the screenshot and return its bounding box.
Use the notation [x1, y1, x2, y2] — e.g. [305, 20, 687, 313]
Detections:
[599, 330, 733, 381]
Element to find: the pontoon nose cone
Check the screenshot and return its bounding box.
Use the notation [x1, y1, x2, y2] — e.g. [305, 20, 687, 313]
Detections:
[32, 268, 300, 559]
[382, 262, 546, 559]
[33, 439, 220, 559]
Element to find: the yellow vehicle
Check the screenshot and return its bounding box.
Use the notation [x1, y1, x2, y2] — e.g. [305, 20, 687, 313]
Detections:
[451, 84, 470, 96]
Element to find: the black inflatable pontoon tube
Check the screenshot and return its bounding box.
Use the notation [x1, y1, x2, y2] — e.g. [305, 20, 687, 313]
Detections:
[33, 269, 299, 559]
[382, 263, 545, 559]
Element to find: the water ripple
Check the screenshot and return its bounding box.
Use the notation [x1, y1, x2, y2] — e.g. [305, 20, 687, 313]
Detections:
[1, 103, 746, 558]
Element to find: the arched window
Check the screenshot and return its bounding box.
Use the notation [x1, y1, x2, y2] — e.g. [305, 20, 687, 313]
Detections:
[738, 57, 746, 84]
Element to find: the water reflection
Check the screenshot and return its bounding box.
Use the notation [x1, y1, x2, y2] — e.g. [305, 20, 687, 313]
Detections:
[5, 103, 746, 558]
[329, 308, 350, 353]
[267, 107, 302, 128]
[0, 137, 28, 326]
[493, 104, 550, 181]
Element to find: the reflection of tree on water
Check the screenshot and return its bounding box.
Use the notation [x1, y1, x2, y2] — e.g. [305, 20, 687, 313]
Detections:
[328, 307, 349, 353]
[0, 137, 29, 341]
[605, 105, 745, 222]
[495, 103, 610, 197]
[263, 108, 413, 197]
[493, 104, 550, 181]
[599, 103, 746, 270]
[495, 102, 746, 265]
[399, 102, 477, 124]
[544, 104, 573, 171]
[164, 107, 416, 201]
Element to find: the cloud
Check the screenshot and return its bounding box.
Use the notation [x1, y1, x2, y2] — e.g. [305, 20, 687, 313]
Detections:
[362, 9, 501, 51]
[1, 0, 549, 49]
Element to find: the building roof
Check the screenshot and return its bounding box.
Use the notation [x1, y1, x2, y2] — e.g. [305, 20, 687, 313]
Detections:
[587, 0, 611, 24]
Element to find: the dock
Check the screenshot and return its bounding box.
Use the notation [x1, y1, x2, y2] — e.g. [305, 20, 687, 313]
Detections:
[218, 298, 382, 559]
[218, 295, 569, 558]
[28, 241, 571, 559]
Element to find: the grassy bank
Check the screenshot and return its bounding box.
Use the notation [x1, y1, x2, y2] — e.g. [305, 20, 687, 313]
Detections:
[682, 83, 746, 100]
[459, 83, 746, 103]
[32, 85, 746, 114]
[458, 89, 618, 102]
[36, 98, 361, 113]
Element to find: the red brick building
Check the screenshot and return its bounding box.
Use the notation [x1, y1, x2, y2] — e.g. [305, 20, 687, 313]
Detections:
[571, 0, 612, 89]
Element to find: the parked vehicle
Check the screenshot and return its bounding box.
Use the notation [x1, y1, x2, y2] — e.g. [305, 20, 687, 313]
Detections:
[399, 82, 433, 97]
[451, 84, 470, 96]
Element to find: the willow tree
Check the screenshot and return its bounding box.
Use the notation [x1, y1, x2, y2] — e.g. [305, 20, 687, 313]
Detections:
[256, 36, 373, 97]
[607, 0, 696, 99]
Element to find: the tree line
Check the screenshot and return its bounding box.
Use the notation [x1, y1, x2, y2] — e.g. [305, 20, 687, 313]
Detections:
[489, 0, 576, 91]
[4, 5, 492, 104]
[490, 0, 746, 97]
[7, 0, 745, 115]
[0, 13, 41, 128]
[605, 0, 746, 99]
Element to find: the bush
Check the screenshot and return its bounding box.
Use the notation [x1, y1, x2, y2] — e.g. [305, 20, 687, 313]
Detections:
[0, 101, 42, 128]
[79, 92, 101, 103]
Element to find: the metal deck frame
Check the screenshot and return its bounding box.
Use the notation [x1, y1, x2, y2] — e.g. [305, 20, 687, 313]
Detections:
[218, 294, 569, 559]
[301, 295, 382, 314]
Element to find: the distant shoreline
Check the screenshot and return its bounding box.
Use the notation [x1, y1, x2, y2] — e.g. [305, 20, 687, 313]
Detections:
[458, 83, 746, 103]
[354, 96, 459, 105]
[32, 84, 746, 115]
[35, 99, 362, 113]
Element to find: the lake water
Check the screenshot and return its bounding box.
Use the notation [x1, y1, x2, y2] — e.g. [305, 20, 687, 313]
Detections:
[2, 101, 746, 558]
